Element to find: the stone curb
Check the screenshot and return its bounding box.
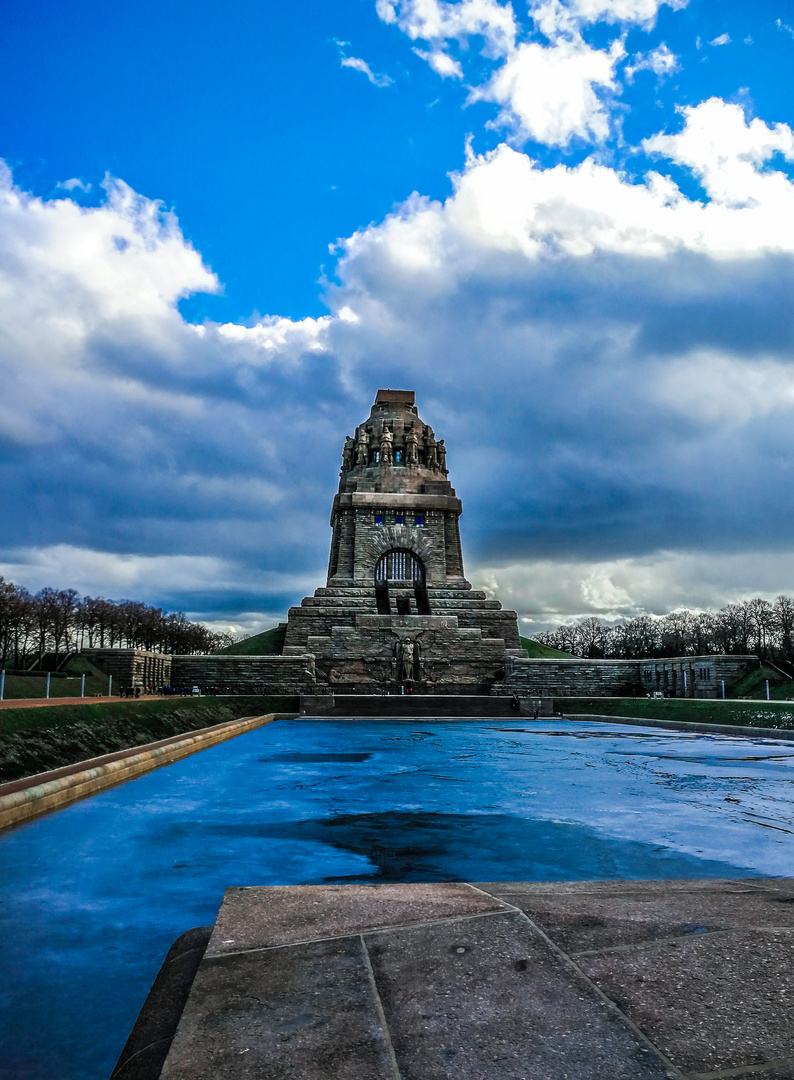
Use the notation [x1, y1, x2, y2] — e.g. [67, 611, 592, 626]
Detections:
[566, 712, 794, 741]
[0, 712, 280, 833]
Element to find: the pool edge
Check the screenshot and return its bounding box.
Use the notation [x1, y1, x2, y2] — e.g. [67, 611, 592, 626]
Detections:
[0, 712, 291, 833]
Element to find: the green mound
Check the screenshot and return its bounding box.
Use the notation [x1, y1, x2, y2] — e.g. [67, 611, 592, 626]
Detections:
[0, 655, 109, 700]
[520, 636, 573, 659]
[727, 665, 794, 700]
[216, 624, 287, 656]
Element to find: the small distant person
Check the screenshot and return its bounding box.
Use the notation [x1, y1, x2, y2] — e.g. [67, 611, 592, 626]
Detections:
[511, 693, 520, 712]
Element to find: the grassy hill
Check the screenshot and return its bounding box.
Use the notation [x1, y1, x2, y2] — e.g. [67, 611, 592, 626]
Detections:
[519, 636, 573, 659]
[727, 664, 794, 701]
[216, 624, 287, 656]
[0, 654, 109, 700]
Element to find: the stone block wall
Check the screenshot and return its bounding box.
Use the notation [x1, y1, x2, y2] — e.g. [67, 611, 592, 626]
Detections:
[82, 649, 171, 690]
[499, 655, 755, 698]
[169, 654, 316, 695]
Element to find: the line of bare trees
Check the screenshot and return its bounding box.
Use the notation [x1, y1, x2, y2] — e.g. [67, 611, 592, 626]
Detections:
[533, 597, 794, 663]
[0, 576, 233, 667]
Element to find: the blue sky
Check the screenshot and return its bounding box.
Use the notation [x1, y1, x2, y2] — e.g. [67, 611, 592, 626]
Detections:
[2, 0, 794, 635]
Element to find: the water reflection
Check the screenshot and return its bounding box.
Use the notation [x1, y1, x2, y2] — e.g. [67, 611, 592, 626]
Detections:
[1, 717, 793, 1080]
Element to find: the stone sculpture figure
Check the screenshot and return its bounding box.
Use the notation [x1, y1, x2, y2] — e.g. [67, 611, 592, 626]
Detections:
[424, 427, 438, 471]
[400, 639, 415, 682]
[405, 425, 420, 465]
[355, 427, 370, 467]
[341, 436, 355, 472]
[436, 439, 447, 475]
[380, 426, 394, 466]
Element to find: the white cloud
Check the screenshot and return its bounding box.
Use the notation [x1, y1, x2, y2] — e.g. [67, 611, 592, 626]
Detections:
[0, 545, 229, 597]
[414, 48, 464, 77]
[0, 164, 219, 445]
[341, 55, 393, 87]
[624, 42, 678, 81]
[0, 161, 348, 610]
[337, 100, 794, 268]
[644, 98, 794, 209]
[472, 549, 794, 627]
[56, 177, 92, 193]
[778, 19, 794, 40]
[475, 36, 623, 144]
[531, 0, 686, 36]
[378, 0, 690, 148]
[709, 32, 731, 47]
[215, 313, 330, 359]
[0, 545, 320, 601]
[567, 0, 687, 24]
[377, 0, 517, 55]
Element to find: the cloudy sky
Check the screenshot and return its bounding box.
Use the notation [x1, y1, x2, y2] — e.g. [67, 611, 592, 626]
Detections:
[2, 0, 794, 636]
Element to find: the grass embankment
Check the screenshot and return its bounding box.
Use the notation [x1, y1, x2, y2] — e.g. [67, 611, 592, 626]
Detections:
[1, 655, 110, 700]
[217, 624, 287, 655]
[559, 696, 794, 730]
[0, 695, 298, 785]
[727, 665, 794, 701]
[520, 637, 573, 659]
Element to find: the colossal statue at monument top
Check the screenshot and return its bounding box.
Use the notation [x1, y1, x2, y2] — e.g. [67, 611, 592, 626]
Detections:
[283, 389, 521, 693]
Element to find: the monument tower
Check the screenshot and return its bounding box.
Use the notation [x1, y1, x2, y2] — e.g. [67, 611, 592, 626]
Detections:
[283, 389, 521, 693]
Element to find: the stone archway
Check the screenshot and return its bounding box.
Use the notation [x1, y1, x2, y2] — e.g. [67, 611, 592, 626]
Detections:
[375, 549, 425, 584]
[374, 549, 431, 615]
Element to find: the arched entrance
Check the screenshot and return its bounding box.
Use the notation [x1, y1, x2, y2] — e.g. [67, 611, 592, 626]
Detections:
[374, 549, 431, 615]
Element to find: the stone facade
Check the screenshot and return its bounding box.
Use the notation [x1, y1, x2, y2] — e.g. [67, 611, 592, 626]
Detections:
[82, 648, 172, 691]
[169, 655, 315, 695]
[498, 655, 755, 699]
[282, 389, 522, 694]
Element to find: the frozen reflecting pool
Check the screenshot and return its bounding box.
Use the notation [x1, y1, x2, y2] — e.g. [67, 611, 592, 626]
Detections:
[1, 717, 793, 1080]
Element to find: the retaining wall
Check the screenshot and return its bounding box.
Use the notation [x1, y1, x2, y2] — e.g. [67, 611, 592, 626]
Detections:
[170, 654, 316, 694]
[500, 654, 755, 698]
[0, 712, 279, 832]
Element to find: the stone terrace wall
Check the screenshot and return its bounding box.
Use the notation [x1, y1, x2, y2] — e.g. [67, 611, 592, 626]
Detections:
[499, 655, 755, 698]
[170, 655, 316, 695]
[82, 649, 171, 690]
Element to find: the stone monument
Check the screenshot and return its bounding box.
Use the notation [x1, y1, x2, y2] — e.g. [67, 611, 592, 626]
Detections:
[282, 389, 521, 693]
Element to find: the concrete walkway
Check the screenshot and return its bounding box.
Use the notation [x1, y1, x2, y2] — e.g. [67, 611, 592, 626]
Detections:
[0, 695, 167, 710]
[116, 878, 794, 1080]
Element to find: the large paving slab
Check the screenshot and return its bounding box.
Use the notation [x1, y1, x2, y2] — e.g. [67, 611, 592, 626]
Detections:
[206, 882, 503, 955]
[480, 880, 794, 1079]
[140, 880, 794, 1080]
[159, 936, 398, 1080]
[476, 878, 794, 954]
[364, 907, 672, 1079]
